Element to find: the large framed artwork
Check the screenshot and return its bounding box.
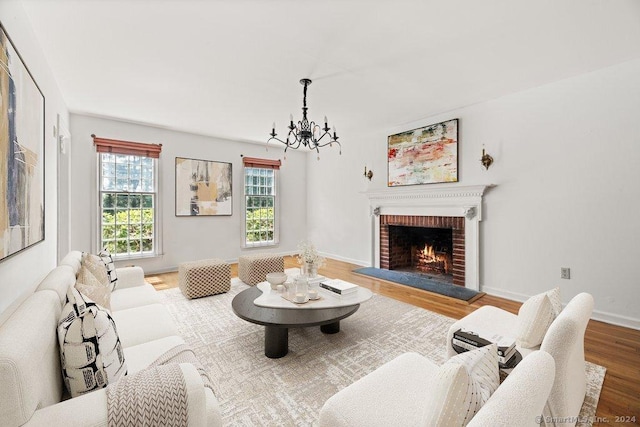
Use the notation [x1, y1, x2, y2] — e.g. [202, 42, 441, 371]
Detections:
[0, 24, 46, 262]
[175, 157, 232, 216]
[387, 118, 458, 187]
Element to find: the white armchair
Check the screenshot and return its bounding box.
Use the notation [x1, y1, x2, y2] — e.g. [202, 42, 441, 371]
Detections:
[319, 350, 555, 427]
[445, 292, 594, 426]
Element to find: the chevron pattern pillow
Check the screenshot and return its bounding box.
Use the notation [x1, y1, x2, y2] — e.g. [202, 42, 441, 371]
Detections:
[58, 287, 127, 397]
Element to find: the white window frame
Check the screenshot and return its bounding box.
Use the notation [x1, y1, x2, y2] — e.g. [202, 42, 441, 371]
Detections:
[242, 166, 280, 248]
[96, 153, 162, 259]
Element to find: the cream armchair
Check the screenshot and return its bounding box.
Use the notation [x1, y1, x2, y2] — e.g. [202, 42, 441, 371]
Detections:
[445, 292, 594, 426]
[319, 350, 555, 427]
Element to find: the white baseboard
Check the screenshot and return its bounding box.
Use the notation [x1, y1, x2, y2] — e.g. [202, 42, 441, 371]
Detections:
[482, 286, 640, 331]
[144, 251, 300, 276]
[318, 251, 369, 268]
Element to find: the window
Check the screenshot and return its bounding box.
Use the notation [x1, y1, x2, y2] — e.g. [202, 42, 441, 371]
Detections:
[94, 136, 162, 258]
[242, 157, 281, 247]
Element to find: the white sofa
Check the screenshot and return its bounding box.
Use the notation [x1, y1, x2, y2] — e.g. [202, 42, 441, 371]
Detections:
[319, 349, 556, 427]
[0, 251, 222, 427]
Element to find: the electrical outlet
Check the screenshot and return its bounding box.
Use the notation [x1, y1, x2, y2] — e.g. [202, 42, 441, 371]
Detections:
[560, 267, 571, 279]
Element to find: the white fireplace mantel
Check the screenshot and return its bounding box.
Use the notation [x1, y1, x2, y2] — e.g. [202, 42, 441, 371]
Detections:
[364, 184, 493, 291]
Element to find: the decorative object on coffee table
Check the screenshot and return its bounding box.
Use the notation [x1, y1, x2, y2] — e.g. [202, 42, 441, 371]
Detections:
[266, 272, 287, 290]
[178, 258, 230, 299]
[297, 241, 324, 278]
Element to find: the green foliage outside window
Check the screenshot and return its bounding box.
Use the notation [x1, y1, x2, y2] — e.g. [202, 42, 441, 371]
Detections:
[245, 207, 275, 242]
[101, 208, 154, 254]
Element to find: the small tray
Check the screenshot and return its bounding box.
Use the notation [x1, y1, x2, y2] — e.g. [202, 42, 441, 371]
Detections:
[281, 293, 323, 305]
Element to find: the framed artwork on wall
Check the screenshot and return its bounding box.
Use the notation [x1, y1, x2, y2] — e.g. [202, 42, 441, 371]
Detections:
[175, 157, 232, 216]
[387, 118, 458, 187]
[0, 24, 46, 262]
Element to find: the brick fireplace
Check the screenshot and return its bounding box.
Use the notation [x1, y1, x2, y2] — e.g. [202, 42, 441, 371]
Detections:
[380, 215, 465, 286]
[366, 185, 490, 291]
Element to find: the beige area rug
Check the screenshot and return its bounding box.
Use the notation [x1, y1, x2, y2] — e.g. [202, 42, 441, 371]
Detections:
[156, 277, 606, 426]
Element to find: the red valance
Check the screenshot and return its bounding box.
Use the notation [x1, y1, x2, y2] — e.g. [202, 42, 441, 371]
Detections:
[242, 156, 281, 170]
[92, 134, 163, 158]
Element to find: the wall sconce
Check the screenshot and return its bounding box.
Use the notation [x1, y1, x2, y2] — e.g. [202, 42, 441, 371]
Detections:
[363, 166, 373, 180]
[480, 147, 493, 170]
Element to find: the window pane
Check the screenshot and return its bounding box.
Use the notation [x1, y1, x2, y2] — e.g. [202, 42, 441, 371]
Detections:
[102, 225, 115, 240]
[102, 177, 115, 191]
[104, 241, 116, 253]
[142, 239, 153, 252]
[102, 162, 115, 177]
[116, 194, 128, 208]
[116, 179, 128, 191]
[129, 195, 141, 208]
[116, 240, 128, 254]
[142, 224, 153, 238]
[102, 210, 115, 225]
[142, 195, 153, 208]
[103, 193, 115, 208]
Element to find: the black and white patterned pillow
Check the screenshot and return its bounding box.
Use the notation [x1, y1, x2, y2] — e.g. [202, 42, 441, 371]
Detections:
[98, 249, 118, 291]
[58, 287, 127, 397]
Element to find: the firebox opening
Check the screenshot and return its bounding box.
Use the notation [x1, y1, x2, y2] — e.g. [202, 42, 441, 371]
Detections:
[389, 225, 453, 284]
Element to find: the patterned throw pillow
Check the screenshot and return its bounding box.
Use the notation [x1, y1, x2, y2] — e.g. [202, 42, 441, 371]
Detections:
[516, 288, 562, 348]
[58, 287, 127, 397]
[423, 344, 500, 426]
[98, 249, 118, 291]
[80, 253, 110, 288]
[75, 272, 112, 311]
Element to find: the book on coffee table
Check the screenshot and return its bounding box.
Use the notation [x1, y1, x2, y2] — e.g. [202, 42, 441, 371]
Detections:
[320, 279, 358, 296]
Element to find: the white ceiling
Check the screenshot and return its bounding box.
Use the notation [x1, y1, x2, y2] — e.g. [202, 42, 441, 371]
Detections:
[20, 0, 640, 145]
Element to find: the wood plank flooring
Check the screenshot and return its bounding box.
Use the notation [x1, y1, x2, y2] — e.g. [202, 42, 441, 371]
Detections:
[147, 256, 640, 426]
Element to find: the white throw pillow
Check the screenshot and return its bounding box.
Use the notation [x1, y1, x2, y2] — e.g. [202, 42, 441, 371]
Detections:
[547, 287, 562, 317]
[423, 344, 499, 426]
[516, 288, 561, 348]
[58, 287, 127, 397]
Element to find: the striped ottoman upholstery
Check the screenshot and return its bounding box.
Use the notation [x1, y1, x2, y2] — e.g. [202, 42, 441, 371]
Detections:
[238, 254, 285, 286]
[178, 258, 230, 299]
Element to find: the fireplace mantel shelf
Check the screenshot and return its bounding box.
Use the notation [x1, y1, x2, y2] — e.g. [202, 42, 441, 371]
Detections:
[364, 184, 494, 201]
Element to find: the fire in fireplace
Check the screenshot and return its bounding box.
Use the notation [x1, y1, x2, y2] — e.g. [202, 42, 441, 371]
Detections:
[380, 215, 465, 286]
[388, 225, 453, 282]
[415, 243, 452, 275]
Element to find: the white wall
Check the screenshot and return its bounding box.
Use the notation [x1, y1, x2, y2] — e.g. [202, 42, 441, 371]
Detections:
[69, 114, 308, 273]
[308, 59, 640, 329]
[0, 1, 68, 315]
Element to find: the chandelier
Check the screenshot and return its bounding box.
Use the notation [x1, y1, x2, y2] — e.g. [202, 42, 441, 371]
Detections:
[268, 78, 341, 159]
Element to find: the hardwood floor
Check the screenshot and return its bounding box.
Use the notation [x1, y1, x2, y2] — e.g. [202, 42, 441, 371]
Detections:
[147, 256, 640, 426]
